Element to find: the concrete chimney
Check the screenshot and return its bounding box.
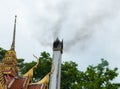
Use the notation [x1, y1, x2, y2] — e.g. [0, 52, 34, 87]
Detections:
[49, 38, 63, 89]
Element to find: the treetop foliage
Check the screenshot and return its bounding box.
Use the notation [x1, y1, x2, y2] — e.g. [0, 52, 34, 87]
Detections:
[0, 47, 7, 61]
[0, 47, 119, 89]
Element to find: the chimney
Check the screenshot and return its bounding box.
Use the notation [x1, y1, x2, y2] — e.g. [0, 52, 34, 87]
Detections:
[49, 38, 63, 89]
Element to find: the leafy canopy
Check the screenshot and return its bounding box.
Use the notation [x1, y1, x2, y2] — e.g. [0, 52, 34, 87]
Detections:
[0, 47, 119, 89]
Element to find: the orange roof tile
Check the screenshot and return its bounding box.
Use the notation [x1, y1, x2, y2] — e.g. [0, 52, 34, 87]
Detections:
[28, 84, 43, 89]
[8, 77, 28, 89]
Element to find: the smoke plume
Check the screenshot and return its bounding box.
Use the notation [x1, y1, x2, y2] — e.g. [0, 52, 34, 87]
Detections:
[32, 0, 120, 52]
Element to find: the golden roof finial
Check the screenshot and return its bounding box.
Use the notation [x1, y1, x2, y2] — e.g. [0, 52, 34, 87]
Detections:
[30, 60, 55, 88]
[11, 15, 17, 50]
[23, 55, 39, 82]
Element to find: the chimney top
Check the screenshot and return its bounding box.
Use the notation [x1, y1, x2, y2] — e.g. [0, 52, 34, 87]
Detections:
[53, 38, 63, 53]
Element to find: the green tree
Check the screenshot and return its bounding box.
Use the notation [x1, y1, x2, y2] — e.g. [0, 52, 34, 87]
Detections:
[0, 47, 119, 88]
[61, 61, 80, 89]
[33, 52, 52, 82]
[20, 51, 52, 82]
[0, 47, 7, 61]
[72, 59, 119, 89]
[17, 58, 25, 69]
[17, 58, 25, 75]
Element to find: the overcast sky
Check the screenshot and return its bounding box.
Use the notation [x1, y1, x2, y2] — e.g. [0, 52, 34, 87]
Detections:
[0, 0, 120, 82]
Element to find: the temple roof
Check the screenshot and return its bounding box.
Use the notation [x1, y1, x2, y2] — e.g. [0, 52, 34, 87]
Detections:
[28, 84, 46, 89]
[8, 77, 47, 89]
[0, 16, 52, 89]
[2, 16, 18, 76]
[8, 77, 28, 89]
[11, 15, 17, 51]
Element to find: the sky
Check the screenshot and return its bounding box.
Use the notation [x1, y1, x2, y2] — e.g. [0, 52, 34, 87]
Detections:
[0, 0, 120, 82]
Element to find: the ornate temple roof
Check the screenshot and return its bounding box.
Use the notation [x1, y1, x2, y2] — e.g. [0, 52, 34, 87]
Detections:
[8, 77, 28, 89]
[28, 84, 46, 89]
[0, 16, 51, 89]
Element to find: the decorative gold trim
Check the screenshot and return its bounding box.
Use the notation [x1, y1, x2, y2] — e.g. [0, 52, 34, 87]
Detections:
[23, 57, 39, 82]
[0, 82, 4, 89]
[30, 61, 55, 89]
